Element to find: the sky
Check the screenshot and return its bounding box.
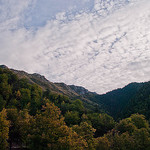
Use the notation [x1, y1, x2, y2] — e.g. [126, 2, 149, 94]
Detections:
[0, 0, 150, 94]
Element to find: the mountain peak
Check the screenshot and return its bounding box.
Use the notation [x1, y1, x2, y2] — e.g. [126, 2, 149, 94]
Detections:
[0, 65, 8, 69]
[32, 73, 49, 82]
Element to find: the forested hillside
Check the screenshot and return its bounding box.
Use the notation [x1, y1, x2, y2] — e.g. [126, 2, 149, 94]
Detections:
[88, 81, 150, 121]
[0, 65, 99, 112]
[88, 83, 144, 119]
[0, 66, 150, 150]
[121, 81, 150, 121]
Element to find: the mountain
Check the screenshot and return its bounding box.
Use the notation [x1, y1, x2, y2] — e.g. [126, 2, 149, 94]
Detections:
[1, 66, 150, 150]
[88, 81, 150, 120]
[1, 65, 150, 120]
[121, 81, 150, 120]
[0, 65, 99, 110]
[88, 83, 144, 118]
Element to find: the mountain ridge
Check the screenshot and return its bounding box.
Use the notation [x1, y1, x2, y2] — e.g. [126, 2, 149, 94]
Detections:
[0, 65, 98, 106]
[1, 64, 150, 120]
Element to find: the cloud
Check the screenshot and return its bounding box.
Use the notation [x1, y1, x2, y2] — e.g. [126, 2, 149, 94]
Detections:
[0, 0, 34, 30]
[23, 0, 95, 28]
[0, 0, 150, 94]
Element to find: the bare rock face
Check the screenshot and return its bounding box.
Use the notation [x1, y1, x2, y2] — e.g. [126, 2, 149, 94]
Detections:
[32, 73, 49, 82]
[69, 85, 90, 95]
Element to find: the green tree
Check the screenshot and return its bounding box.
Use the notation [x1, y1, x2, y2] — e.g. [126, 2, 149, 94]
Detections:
[132, 128, 150, 150]
[20, 88, 31, 109]
[130, 114, 149, 129]
[69, 99, 85, 113]
[106, 129, 135, 150]
[0, 95, 6, 111]
[7, 108, 31, 148]
[87, 113, 115, 137]
[115, 118, 136, 134]
[0, 74, 12, 101]
[64, 111, 80, 126]
[30, 85, 42, 115]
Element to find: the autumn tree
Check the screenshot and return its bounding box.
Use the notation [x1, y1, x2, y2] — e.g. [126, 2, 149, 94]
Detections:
[28, 102, 87, 150]
[95, 137, 110, 150]
[105, 129, 135, 150]
[72, 122, 96, 149]
[0, 109, 10, 150]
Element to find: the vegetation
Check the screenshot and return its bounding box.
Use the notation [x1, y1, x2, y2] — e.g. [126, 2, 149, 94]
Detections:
[0, 67, 150, 149]
[88, 82, 143, 119]
[0, 109, 10, 150]
[121, 81, 150, 120]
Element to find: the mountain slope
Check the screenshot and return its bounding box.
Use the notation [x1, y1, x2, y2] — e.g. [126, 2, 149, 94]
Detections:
[0, 65, 98, 108]
[88, 80, 150, 120]
[87, 82, 144, 118]
[121, 81, 150, 120]
[1, 65, 150, 120]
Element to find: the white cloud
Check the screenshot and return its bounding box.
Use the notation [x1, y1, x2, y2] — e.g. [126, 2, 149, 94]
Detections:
[0, 0, 150, 94]
[0, 0, 34, 30]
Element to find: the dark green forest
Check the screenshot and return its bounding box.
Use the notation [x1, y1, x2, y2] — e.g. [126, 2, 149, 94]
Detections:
[0, 67, 150, 150]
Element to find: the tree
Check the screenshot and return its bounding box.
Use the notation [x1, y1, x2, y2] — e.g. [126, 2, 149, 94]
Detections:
[0, 109, 10, 150]
[28, 102, 64, 149]
[28, 102, 87, 150]
[64, 111, 80, 126]
[95, 137, 110, 150]
[7, 108, 31, 148]
[87, 113, 115, 137]
[115, 118, 136, 134]
[0, 95, 6, 111]
[0, 74, 12, 101]
[130, 114, 149, 129]
[132, 128, 150, 150]
[105, 129, 135, 150]
[69, 99, 85, 113]
[58, 128, 87, 150]
[72, 122, 96, 149]
[30, 85, 42, 115]
[20, 88, 31, 109]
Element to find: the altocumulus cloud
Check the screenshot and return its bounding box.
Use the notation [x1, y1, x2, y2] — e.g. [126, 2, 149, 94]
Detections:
[0, 0, 150, 94]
